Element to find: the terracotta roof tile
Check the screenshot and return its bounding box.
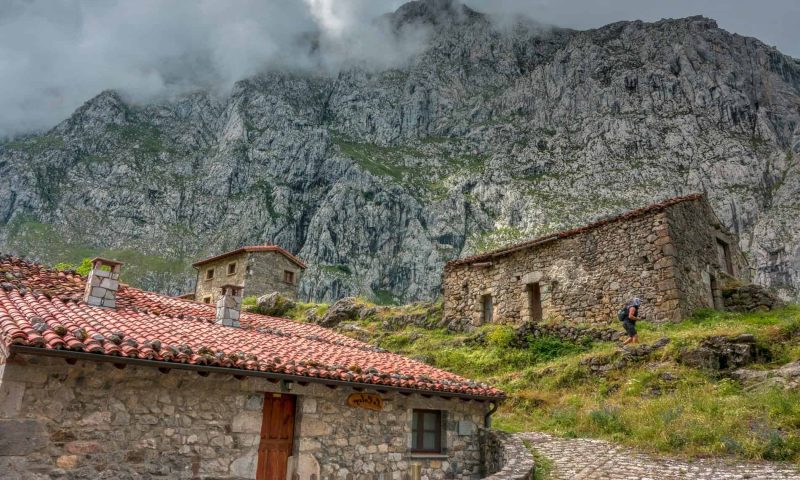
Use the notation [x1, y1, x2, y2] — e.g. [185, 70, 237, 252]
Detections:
[192, 245, 306, 269]
[0, 255, 501, 399]
[448, 194, 704, 267]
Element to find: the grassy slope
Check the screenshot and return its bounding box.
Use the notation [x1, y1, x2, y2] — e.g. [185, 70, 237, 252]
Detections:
[317, 303, 800, 462]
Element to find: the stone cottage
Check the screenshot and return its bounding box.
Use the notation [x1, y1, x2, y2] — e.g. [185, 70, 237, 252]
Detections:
[193, 245, 307, 304]
[0, 255, 504, 479]
[443, 194, 748, 329]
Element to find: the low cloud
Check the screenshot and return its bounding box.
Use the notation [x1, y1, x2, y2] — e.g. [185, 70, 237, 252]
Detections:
[1, 0, 797, 138]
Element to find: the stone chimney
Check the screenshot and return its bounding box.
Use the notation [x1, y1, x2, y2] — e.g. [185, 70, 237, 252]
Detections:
[216, 284, 243, 327]
[84, 257, 123, 308]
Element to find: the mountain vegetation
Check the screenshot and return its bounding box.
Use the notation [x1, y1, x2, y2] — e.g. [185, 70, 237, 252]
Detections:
[1, 0, 799, 302]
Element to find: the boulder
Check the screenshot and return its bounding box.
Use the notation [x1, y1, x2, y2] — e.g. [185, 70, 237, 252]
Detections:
[255, 292, 296, 317]
[319, 297, 361, 328]
[732, 361, 800, 390]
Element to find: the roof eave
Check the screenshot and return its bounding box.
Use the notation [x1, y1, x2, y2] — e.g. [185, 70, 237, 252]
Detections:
[448, 193, 705, 267]
[9, 345, 505, 402]
[192, 248, 307, 269]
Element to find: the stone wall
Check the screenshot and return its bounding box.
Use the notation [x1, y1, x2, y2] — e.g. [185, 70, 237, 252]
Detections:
[479, 429, 534, 479]
[244, 253, 304, 301]
[443, 198, 746, 330]
[666, 200, 747, 319]
[195, 252, 249, 304]
[443, 209, 678, 329]
[0, 353, 487, 479]
[195, 252, 304, 304]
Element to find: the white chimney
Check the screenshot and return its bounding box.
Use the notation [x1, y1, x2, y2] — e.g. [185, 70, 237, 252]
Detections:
[84, 257, 123, 308]
[216, 284, 243, 327]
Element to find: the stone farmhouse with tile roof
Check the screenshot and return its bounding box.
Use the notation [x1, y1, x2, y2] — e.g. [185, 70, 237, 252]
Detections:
[0, 256, 502, 479]
[192, 245, 307, 304]
[444, 194, 749, 330]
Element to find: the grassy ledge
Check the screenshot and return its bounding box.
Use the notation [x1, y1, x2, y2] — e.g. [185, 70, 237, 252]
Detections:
[319, 303, 800, 462]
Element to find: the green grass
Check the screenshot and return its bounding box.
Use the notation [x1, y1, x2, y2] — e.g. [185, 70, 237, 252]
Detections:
[3, 135, 66, 154]
[5, 216, 189, 289]
[332, 305, 800, 462]
[106, 123, 167, 155]
[331, 133, 489, 197]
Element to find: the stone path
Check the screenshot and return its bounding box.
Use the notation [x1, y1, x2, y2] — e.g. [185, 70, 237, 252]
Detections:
[520, 432, 800, 480]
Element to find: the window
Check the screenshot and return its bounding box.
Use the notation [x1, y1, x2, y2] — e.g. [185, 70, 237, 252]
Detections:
[716, 239, 733, 275]
[227, 262, 237, 276]
[481, 294, 493, 324]
[526, 283, 543, 322]
[202, 296, 212, 304]
[205, 268, 214, 280]
[283, 270, 295, 284]
[411, 409, 443, 453]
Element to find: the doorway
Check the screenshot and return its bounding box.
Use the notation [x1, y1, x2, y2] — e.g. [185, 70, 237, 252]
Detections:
[481, 294, 494, 324]
[256, 394, 296, 480]
[526, 283, 543, 322]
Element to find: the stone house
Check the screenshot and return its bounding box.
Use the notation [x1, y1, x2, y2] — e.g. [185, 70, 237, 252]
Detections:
[0, 255, 503, 479]
[193, 245, 307, 304]
[443, 194, 748, 329]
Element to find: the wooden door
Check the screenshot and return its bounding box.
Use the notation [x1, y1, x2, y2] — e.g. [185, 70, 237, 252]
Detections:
[256, 394, 296, 480]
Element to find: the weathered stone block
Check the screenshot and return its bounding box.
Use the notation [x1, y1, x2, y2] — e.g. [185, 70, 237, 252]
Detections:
[0, 419, 47, 455]
[56, 454, 79, 469]
[231, 411, 261, 433]
[0, 380, 25, 417]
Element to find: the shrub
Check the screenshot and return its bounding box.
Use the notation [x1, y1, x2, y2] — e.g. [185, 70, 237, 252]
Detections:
[486, 325, 515, 348]
[588, 405, 628, 434]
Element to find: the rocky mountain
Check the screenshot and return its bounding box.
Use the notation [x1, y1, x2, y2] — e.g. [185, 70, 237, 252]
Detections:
[1, 0, 799, 302]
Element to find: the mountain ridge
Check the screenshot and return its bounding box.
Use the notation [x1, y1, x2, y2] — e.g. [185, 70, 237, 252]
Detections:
[1, 2, 799, 303]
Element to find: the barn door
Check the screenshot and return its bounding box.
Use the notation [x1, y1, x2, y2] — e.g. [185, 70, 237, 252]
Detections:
[256, 394, 296, 480]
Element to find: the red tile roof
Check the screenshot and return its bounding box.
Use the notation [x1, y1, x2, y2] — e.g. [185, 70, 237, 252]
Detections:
[192, 245, 307, 269]
[0, 255, 501, 399]
[448, 194, 705, 268]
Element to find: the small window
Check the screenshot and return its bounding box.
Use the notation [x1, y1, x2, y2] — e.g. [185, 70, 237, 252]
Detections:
[205, 268, 214, 280]
[411, 409, 443, 453]
[283, 270, 295, 284]
[202, 296, 212, 304]
[227, 262, 237, 276]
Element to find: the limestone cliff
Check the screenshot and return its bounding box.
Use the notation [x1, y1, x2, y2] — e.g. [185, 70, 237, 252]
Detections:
[1, 1, 799, 302]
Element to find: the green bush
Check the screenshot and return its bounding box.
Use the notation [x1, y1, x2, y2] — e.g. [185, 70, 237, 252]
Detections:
[486, 325, 515, 348]
[588, 406, 628, 434]
[54, 258, 93, 276]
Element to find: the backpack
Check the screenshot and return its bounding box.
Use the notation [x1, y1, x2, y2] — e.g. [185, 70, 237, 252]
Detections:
[617, 304, 629, 322]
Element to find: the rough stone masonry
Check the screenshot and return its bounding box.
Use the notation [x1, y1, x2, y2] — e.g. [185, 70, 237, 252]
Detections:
[0, 353, 491, 479]
[443, 195, 748, 330]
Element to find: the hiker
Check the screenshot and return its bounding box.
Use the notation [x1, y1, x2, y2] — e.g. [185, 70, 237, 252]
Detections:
[618, 297, 643, 345]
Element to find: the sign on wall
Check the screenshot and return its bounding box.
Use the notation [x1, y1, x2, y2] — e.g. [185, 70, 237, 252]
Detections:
[346, 393, 384, 411]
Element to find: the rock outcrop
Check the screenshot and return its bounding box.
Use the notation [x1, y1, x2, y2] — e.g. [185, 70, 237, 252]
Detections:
[1, 1, 799, 302]
[723, 284, 785, 312]
[253, 292, 297, 317]
[733, 361, 800, 390]
[678, 334, 770, 370]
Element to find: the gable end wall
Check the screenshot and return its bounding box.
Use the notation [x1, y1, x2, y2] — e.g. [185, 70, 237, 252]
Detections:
[665, 198, 747, 318]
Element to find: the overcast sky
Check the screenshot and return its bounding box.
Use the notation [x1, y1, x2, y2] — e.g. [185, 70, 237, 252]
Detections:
[0, 0, 797, 138]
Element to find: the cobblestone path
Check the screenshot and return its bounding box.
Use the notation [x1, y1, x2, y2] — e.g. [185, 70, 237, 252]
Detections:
[521, 432, 800, 480]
